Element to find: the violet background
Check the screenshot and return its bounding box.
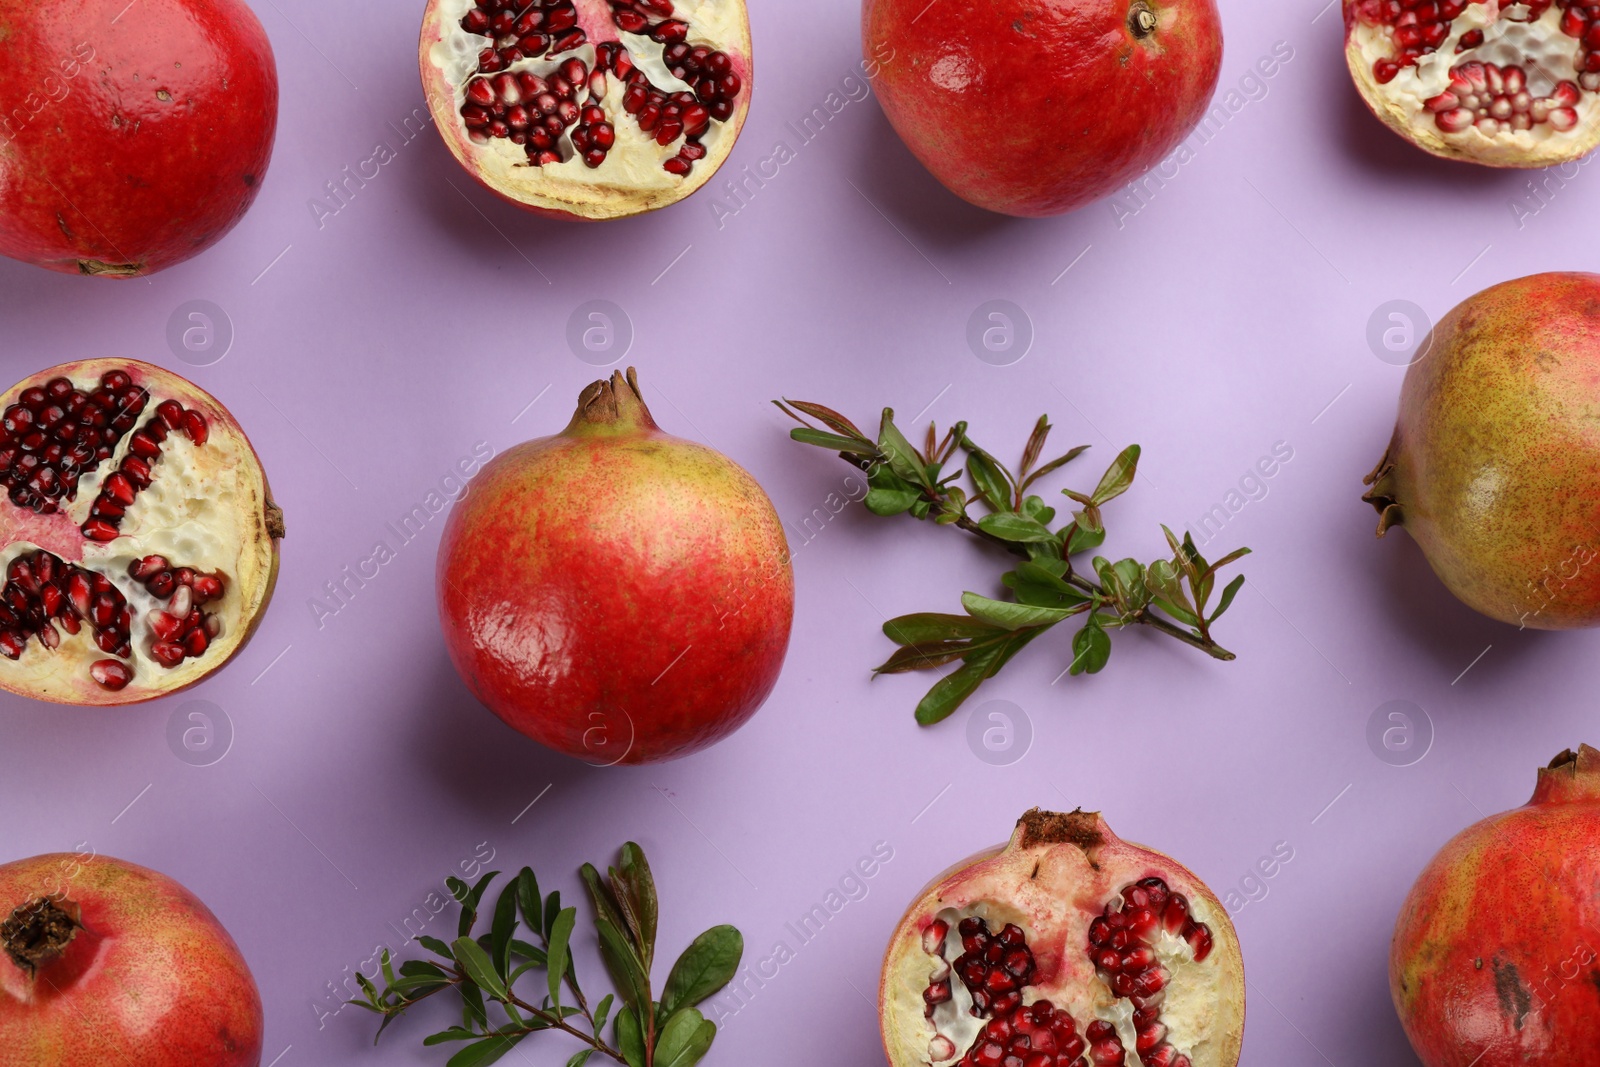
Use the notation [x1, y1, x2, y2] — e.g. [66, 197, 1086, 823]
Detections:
[0, 0, 1592, 1063]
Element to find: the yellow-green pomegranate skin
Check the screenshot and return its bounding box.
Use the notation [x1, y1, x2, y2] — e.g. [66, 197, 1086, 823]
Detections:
[1365, 272, 1600, 628]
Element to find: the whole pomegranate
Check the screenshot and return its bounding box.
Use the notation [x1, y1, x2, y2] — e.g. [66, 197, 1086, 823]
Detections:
[881, 809, 1245, 1067]
[861, 0, 1223, 217]
[1392, 745, 1600, 1066]
[1364, 272, 1600, 628]
[0, 853, 262, 1066]
[0, 360, 283, 705]
[419, 0, 752, 220]
[0, 0, 278, 277]
[436, 369, 792, 764]
[1344, 1, 1600, 166]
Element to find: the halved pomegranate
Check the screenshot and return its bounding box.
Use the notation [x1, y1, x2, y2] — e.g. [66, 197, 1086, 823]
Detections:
[1344, 1, 1600, 166]
[882, 810, 1245, 1067]
[419, 0, 752, 220]
[0, 361, 282, 706]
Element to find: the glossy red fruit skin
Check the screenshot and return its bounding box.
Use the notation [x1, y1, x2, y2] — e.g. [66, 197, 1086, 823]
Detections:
[1391, 746, 1600, 1066]
[0, 853, 263, 1067]
[0, 0, 278, 277]
[436, 371, 794, 765]
[862, 0, 1223, 217]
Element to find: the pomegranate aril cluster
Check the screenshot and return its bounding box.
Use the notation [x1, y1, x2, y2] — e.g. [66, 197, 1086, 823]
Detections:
[129, 555, 225, 669]
[960, 1001, 1091, 1067]
[0, 371, 147, 516]
[460, 0, 585, 72]
[454, 0, 741, 176]
[82, 399, 208, 543]
[1357, 0, 1600, 102]
[1425, 62, 1581, 133]
[1085, 878, 1212, 1067]
[0, 550, 133, 691]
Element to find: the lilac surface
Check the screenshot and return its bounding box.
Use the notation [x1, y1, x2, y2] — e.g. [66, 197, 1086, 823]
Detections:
[0, 0, 1594, 1064]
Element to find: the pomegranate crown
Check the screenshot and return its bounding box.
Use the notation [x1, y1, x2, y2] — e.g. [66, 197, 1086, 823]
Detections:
[1, 896, 80, 977]
[1532, 744, 1600, 805]
[566, 367, 660, 437]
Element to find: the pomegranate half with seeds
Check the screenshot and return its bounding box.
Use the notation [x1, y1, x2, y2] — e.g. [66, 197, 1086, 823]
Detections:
[1392, 745, 1600, 1066]
[420, 0, 752, 220]
[862, 0, 1224, 217]
[0, 0, 278, 277]
[436, 368, 792, 764]
[1344, 1, 1600, 166]
[0, 853, 262, 1066]
[0, 360, 282, 705]
[881, 809, 1244, 1067]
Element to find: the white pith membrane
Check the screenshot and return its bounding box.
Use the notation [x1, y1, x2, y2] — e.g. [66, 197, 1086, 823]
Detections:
[1346, 0, 1600, 165]
[421, 0, 751, 219]
[881, 812, 1245, 1067]
[0, 360, 280, 706]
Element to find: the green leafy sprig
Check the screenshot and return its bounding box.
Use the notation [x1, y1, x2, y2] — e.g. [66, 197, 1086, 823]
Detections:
[350, 844, 743, 1067]
[775, 399, 1251, 725]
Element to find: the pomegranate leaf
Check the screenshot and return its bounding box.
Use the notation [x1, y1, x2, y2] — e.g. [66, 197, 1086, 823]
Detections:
[883, 612, 1003, 645]
[595, 915, 651, 1015]
[660, 926, 743, 1016]
[615, 1008, 647, 1067]
[569, 1051, 598, 1067]
[1209, 575, 1247, 624]
[877, 410, 931, 487]
[445, 1033, 525, 1067]
[1021, 445, 1091, 493]
[976, 512, 1055, 544]
[451, 872, 502, 939]
[580, 863, 628, 939]
[875, 641, 980, 674]
[1090, 445, 1141, 505]
[788, 427, 877, 456]
[453, 937, 509, 1001]
[613, 843, 659, 969]
[774, 399, 868, 442]
[654, 1007, 716, 1067]
[1020, 415, 1052, 479]
[546, 908, 577, 1008]
[420, 935, 455, 960]
[517, 868, 543, 939]
[491, 881, 519, 977]
[960, 592, 1077, 631]
[961, 437, 1015, 511]
[1070, 618, 1112, 676]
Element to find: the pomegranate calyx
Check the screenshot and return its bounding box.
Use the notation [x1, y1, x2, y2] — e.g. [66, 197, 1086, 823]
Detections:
[1128, 0, 1159, 37]
[1532, 743, 1600, 804]
[0, 897, 80, 977]
[1362, 446, 1405, 536]
[1015, 808, 1108, 856]
[567, 367, 660, 437]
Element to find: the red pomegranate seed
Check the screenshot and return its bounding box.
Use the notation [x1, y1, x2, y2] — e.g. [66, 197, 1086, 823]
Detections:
[169, 586, 193, 619]
[82, 519, 119, 542]
[151, 641, 185, 668]
[146, 571, 175, 598]
[150, 610, 183, 643]
[90, 660, 132, 690]
[182, 410, 208, 446]
[192, 574, 224, 602]
[183, 628, 208, 656]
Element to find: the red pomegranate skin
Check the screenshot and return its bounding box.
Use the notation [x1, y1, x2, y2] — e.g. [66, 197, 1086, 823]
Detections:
[1391, 745, 1600, 1066]
[862, 0, 1223, 216]
[0, 0, 278, 277]
[437, 372, 794, 765]
[0, 853, 263, 1067]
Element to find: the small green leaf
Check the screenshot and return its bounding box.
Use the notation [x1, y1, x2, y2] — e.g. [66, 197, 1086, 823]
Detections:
[789, 427, 878, 456]
[508, 939, 547, 964]
[1020, 415, 1051, 477]
[661, 926, 744, 1016]
[580, 864, 627, 941]
[419, 935, 454, 960]
[962, 440, 1014, 511]
[961, 592, 1074, 631]
[1065, 519, 1106, 557]
[654, 1007, 717, 1067]
[780, 399, 868, 441]
[516, 868, 542, 940]
[1070, 618, 1112, 676]
[457, 871, 500, 938]
[490, 881, 518, 978]
[613, 842, 659, 970]
[593, 993, 615, 1038]
[446, 1033, 525, 1067]
[875, 640, 993, 674]
[1204, 547, 1253, 578]
[882, 612, 1002, 646]
[567, 1051, 597, 1067]
[1021, 445, 1091, 491]
[616, 1007, 648, 1067]
[545, 907, 577, 1009]
[864, 485, 920, 516]
[544, 891, 562, 943]
[913, 658, 990, 726]
[460, 979, 488, 1029]
[878, 410, 929, 487]
[976, 512, 1056, 544]
[1090, 445, 1141, 505]
[1209, 574, 1247, 623]
[595, 916, 651, 1014]
[452, 938, 508, 1001]
[1020, 495, 1057, 526]
[424, 1027, 482, 1045]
